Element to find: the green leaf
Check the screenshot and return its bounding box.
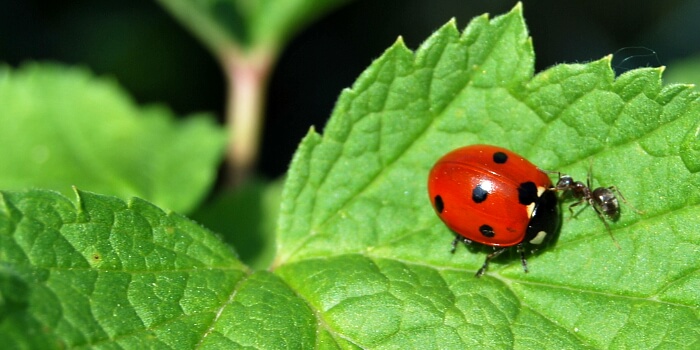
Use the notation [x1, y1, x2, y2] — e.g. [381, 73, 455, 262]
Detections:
[0, 189, 247, 348]
[275, 4, 700, 348]
[0, 63, 226, 214]
[156, 0, 352, 53]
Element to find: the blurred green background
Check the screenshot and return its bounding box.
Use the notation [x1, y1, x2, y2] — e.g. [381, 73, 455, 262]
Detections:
[2, 0, 698, 179]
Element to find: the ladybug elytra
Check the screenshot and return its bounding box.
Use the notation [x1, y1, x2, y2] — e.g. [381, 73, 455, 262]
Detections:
[428, 145, 560, 277]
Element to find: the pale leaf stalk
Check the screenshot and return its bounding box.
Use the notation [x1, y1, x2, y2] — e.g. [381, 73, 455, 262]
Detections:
[223, 50, 273, 186]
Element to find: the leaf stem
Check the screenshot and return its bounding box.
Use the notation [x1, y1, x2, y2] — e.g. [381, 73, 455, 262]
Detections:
[222, 50, 274, 186]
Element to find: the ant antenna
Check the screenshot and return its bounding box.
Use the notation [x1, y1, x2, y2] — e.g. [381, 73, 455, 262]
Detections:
[612, 47, 662, 75]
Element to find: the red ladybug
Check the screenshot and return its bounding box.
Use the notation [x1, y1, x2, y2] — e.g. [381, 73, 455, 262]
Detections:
[428, 145, 560, 277]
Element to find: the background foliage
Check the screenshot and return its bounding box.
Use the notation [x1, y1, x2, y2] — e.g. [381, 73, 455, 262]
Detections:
[3, 0, 700, 177]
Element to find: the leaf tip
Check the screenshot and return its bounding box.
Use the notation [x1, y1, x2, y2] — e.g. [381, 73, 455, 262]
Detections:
[71, 185, 80, 199]
[602, 54, 614, 64]
[389, 36, 412, 54]
[0, 191, 7, 215]
[306, 125, 317, 136]
[512, 1, 524, 13]
[71, 186, 89, 218]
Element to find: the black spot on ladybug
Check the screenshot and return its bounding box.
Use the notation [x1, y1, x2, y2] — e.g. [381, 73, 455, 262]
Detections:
[472, 184, 488, 203]
[479, 225, 495, 237]
[434, 195, 444, 213]
[493, 151, 508, 164]
[517, 181, 538, 205]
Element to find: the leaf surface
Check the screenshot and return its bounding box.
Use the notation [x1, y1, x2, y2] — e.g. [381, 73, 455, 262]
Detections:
[0, 190, 247, 348]
[0, 64, 226, 213]
[275, 4, 700, 348]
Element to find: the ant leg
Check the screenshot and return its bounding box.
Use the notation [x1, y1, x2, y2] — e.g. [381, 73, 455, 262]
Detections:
[451, 235, 472, 254]
[608, 186, 644, 214]
[568, 199, 587, 218]
[475, 247, 507, 277]
[589, 200, 622, 250]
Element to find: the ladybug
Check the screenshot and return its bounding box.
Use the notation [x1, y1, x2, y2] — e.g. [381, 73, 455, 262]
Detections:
[551, 169, 638, 248]
[428, 145, 560, 277]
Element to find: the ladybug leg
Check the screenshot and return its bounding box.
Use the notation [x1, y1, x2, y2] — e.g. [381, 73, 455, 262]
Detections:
[475, 247, 507, 277]
[451, 235, 472, 253]
[516, 244, 529, 273]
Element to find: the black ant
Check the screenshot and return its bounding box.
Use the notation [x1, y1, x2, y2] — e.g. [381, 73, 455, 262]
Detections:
[547, 168, 640, 248]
